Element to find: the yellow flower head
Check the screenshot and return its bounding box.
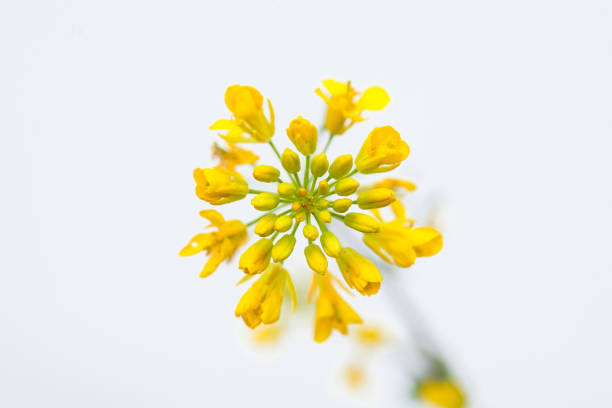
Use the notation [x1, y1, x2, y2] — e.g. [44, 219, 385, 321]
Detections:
[184, 80, 443, 341]
[356, 126, 410, 174]
[194, 167, 249, 205]
[212, 142, 259, 170]
[179, 210, 247, 278]
[313, 274, 362, 342]
[235, 263, 297, 329]
[336, 247, 382, 296]
[417, 378, 466, 408]
[210, 85, 275, 143]
[315, 79, 390, 135]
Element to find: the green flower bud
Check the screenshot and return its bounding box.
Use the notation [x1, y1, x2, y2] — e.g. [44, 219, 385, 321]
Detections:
[281, 148, 301, 173]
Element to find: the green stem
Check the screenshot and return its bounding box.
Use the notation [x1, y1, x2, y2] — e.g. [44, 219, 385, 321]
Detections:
[303, 155, 311, 188]
[322, 133, 335, 153]
[269, 141, 301, 187]
[312, 211, 327, 232]
[248, 189, 266, 194]
[245, 203, 290, 226]
[330, 212, 345, 221]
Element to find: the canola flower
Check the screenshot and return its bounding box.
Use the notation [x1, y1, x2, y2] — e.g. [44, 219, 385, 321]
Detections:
[181, 80, 443, 342]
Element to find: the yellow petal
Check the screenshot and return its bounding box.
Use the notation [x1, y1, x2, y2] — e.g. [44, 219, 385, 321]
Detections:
[410, 227, 443, 257]
[210, 119, 238, 130]
[199, 209, 225, 226]
[286, 272, 297, 313]
[322, 79, 349, 96]
[356, 86, 390, 110]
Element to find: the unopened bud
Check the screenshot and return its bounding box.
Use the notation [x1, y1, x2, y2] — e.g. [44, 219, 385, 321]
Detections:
[328, 154, 353, 179]
[303, 224, 320, 241]
[254, 214, 277, 236]
[335, 178, 360, 196]
[356, 188, 395, 210]
[317, 180, 330, 195]
[343, 212, 380, 233]
[277, 182, 296, 197]
[332, 198, 353, 213]
[251, 192, 280, 211]
[281, 148, 301, 173]
[274, 215, 293, 232]
[320, 231, 341, 257]
[304, 244, 328, 274]
[271, 235, 296, 262]
[252, 165, 280, 182]
[310, 153, 329, 177]
[318, 210, 332, 223]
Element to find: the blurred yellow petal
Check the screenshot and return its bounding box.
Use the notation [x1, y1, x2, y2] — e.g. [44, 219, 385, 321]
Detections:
[322, 79, 349, 96]
[210, 119, 239, 130]
[356, 86, 390, 110]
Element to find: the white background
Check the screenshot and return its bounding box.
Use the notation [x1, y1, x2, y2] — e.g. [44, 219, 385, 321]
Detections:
[2, 0, 611, 407]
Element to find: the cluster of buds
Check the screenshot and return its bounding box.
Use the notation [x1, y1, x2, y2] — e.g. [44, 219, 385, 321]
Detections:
[181, 80, 443, 342]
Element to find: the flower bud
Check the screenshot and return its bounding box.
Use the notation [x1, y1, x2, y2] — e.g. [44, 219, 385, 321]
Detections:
[310, 153, 329, 177]
[286, 116, 318, 156]
[295, 210, 306, 222]
[328, 154, 353, 179]
[320, 231, 341, 257]
[305, 244, 328, 274]
[254, 214, 277, 236]
[277, 182, 296, 197]
[318, 210, 332, 223]
[303, 224, 320, 241]
[239, 238, 273, 274]
[355, 126, 409, 174]
[281, 148, 301, 173]
[356, 188, 395, 210]
[332, 198, 353, 213]
[251, 192, 280, 211]
[315, 198, 330, 209]
[343, 212, 380, 233]
[274, 215, 293, 232]
[271, 235, 296, 262]
[335, 178, 360, 196]
[252, 165, 280, 182]
[317, 180, 330, 195]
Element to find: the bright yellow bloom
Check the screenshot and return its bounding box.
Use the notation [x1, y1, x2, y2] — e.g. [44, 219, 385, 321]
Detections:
[179, 210, 247, 278]
[336, 247, 382, 296]
[355, 126, 410, 174]
[315, 79, 390, 135]
[212, 142, 259, 170]
[235, 263, 297, 329]
[286, 116, 318, 155]
[210, 85, 275, 143]
[363, 220, 442, 268]
[417, 378, 466, 408]
[194, 167, 249, 205]
[313, 274, 362, 342]
[238, 238, 273, 274]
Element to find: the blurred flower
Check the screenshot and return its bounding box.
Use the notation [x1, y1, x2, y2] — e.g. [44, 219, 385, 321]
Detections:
[212, 142, 259, 170]
[179, 210, 247, 278]
[313, 273, 362, 342]
[315, 79, 390, 135]
[235, 263, 297, 329]
[416, 378, 466, 408]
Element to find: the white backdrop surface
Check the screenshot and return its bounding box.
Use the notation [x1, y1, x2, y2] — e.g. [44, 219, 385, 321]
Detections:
[1, 1, 611, 407]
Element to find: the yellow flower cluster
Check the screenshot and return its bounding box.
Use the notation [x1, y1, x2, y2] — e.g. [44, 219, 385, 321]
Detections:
[181, 80, 443, 342]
